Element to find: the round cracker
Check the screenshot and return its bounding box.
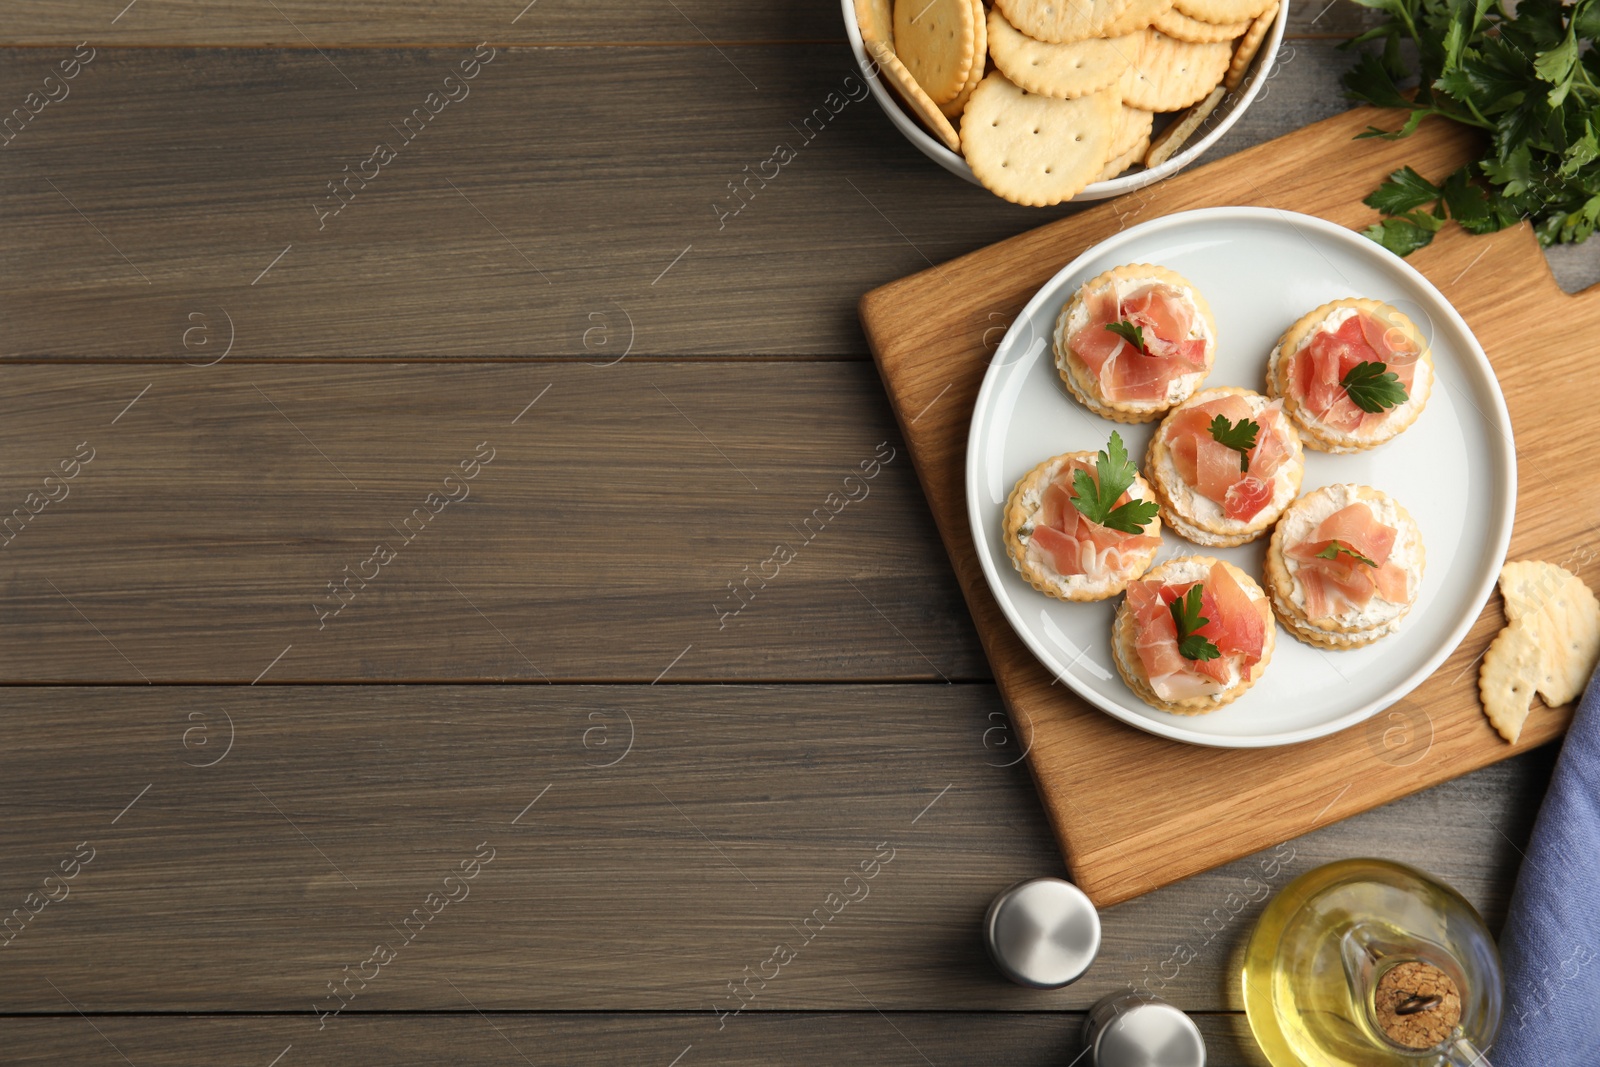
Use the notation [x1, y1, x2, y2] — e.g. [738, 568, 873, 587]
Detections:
[960, 72, 1119, 206]
[1112, 556, 1275, 714]
[1095, 132, 1150, 181]
[1224, 1, 1279, 90]
[894, 0, 978, 105]
[1265, 297, 1433, 453]
[940, 0, 988, 117]
[1111, 105, 1154, 157]
[866, 39, 962, 151]
[1496, 560, 1600, 706]
[1120, 29, 1232, 112]
[1003, 451, 1162, 601]
[987, 9, 1136, 99]
[1151, 5, 1250, 42]
[1172, 0, 1274, 25]
[1262, 485, 1425, 649]
[1479, 618, 1546, 743]
[995, 0, 1177, 44]
[1144, 84, 1225, 168]
[855, 0, 896, 46]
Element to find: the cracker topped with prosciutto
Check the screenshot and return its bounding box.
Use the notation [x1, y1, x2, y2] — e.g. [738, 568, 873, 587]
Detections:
[1112, 555, 1275, 714]
[1265, 484, 1426, 649]
[1267, 298, 1433, 453]
[1003, 432, 1163, 602]
[1145, 386, 1304, 548]
[1055, 264, 1217, 424]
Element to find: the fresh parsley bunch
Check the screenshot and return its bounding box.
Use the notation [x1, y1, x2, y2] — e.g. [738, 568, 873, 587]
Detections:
[1343, 0, 1600, 254]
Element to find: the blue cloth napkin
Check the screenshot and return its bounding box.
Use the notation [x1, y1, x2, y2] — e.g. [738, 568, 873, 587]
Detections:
[1495, 665, 1600, 1066]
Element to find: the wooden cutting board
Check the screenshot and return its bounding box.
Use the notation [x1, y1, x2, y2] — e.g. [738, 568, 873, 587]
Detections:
[859, 106, 1599, 907]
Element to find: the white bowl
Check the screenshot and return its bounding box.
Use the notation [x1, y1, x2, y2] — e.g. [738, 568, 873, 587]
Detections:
[842, 0, 1289, 201]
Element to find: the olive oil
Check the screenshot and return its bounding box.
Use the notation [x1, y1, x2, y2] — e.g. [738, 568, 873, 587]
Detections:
[1242, 859, 1502, 1067]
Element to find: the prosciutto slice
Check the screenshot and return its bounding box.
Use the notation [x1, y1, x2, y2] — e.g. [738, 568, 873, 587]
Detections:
[1028, 458, 1161, 579]
[1127, 562, 1269, 702]
[1289, 310, 1419, 432]
[1069, 283, 1208, 403]
[1164, 394, 1292, 522]
[1285, 502, 1409, 618]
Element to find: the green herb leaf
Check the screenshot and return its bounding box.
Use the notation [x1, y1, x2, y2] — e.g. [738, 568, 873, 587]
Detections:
[1068, 431, 1161, 535]
[1169, 585, 1221, 662]
[1103, 320, 1147, 355]
[1316, 540, 1379, 567]
[1341, 360, 1411, 412]
[1363, 216, 1441, 256]
[1344, 0, 1600, 255]
[1207, 414, 1260, 473]
[1364, 166, 1443, 214]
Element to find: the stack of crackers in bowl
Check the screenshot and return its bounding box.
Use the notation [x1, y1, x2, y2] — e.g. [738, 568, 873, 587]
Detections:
[852, 0, 1281, 205]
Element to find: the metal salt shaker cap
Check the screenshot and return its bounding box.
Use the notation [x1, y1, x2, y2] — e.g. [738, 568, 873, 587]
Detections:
[983, 877, 1101, 989]
[1082, 992, 1206, 1067]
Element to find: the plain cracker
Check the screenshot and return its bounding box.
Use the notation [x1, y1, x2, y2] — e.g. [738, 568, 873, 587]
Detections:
[941, 0, 988, 117]
[855, 0, 895, 46]
[1143, 84, 1224, 167]
[867, 39, 962, 151]
[960, 72, 1119, 206]
[1173, 0, 1274, 26]
[894, 0, 978, 104]
[995, 0, 1176, 44]
[1096, 131, 1150, 180]
[1497, 560, 1600, 706]
[1152, 6, 1249, 42]
[1112, 105, 1154, 158]
[1121, 30, 1231, 111]
[1479, 619, 1547, 744]
[1224, 1, 1278, 90]
[988, 9, 1135, 99]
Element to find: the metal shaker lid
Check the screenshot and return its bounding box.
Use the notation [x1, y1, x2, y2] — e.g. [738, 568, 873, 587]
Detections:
[1084, 994, 1206, 1067]
[983, 877, 1101, 989]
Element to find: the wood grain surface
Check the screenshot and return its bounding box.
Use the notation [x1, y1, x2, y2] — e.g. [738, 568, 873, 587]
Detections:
[5, 1013, 1270, 1066]
[0, 41, 1356, 360]
[3, 0, 1376, 45]
[0, 686, 1548, 1013]
[0, 2, 1584, 1062]
[860, 105, 1600, 906]
[0, 363, 985, 682]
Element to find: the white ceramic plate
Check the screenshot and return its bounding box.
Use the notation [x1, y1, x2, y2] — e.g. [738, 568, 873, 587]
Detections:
[967, 207, 1516, 747]
[841, 0, 1289, 201]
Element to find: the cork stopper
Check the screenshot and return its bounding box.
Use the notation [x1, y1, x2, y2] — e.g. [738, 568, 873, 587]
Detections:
[1374, 961, 1463, 1050]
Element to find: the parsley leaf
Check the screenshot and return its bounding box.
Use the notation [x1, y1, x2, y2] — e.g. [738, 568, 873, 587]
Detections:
[1169, 585, 1221, 662]
[1344, 0, 1600, 255]
[1068, 431, 1161, 535]
[1363, 215, 1441, 257]
[1341, 360, 1411, 413]
[1103, 320, 1147, 355]
[1363, 166, 1443, 214]
[1207, 413, 1260, 472]
[1316, 540, 1379, 567]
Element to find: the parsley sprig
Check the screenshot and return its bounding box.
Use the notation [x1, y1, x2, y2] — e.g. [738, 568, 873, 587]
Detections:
[1068, 431, 1161, 535]
[1169, 585, 1221, 662]
[1341, 360, 1410, 413]
[1342, 0, 1600, 254]
[1316, 540, 1379, 567]
[1207, 414, 1260, 472]
[1103, 320, 1148, 354]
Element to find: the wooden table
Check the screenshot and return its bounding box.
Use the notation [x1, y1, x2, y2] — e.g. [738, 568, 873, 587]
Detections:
[0, 4, 1584, 1064]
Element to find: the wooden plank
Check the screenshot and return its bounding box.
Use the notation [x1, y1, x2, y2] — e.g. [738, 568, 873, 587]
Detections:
[0, 362, 985, 682]
[0, 685, 1549, 1012]
[0, 1012, 1270, 1067]
[859, 104, 1600, 905]
[0, 0, 1376, 46]
[1, 41, 1353, 361]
